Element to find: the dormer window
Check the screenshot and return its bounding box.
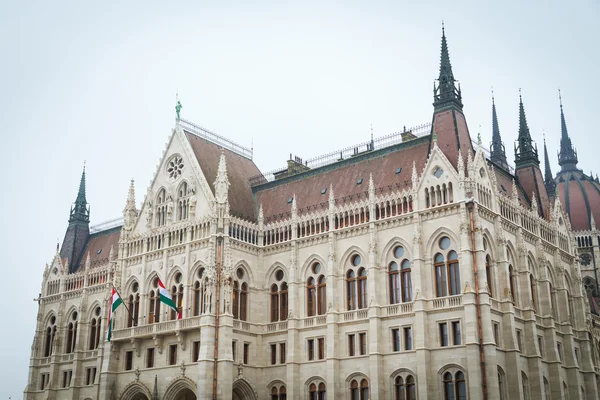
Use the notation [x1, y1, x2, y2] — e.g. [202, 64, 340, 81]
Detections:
[357, 178, 363, 185]
[395, 168, 402, 175]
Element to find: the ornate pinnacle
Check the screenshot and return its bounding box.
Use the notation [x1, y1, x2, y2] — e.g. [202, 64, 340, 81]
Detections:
[457, 149, 465, 178]
[124, 179, 136, 211]
[175, 93, 182, 121]
[368, 173, 375, 199]
[543, 136, 556, 197]
[328, 184, 335, 208]
[557, 90, 578, 171]
[411, 161, 419, 189]
[433, 24, 462, 109]
[515, 91, 539, 167]
[291, 194, 297, 214]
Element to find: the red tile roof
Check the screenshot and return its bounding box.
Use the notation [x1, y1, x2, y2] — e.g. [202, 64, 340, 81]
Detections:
[431, 109, 474, 170]
[515, 166, 550, 219]
[185, 132, 262, 221]
[557, 170, 600, 231]
[254, 137, 430, 222]
[73, 227, 121, 272]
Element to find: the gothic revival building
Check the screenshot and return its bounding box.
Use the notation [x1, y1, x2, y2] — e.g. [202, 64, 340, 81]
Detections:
[25, 28, 600, 400]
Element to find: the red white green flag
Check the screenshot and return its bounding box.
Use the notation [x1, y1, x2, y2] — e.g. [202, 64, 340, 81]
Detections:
[158, 277, 181, 319]
[106, 287, 122, 342]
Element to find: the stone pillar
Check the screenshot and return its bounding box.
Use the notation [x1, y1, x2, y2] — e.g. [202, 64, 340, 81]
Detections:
[216, 313, 234, 400]
[196, 314, 216, 398]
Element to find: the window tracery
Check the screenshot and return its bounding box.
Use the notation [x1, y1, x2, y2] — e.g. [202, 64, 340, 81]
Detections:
[389, 245, 412, 304]
[346, 254, 367, 310]
[232, 267, 248, 321]
[307, 262, 326, 316]
[434, 237, 460, 297]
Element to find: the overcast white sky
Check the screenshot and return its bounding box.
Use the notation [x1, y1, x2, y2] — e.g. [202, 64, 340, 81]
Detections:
[0, 1, 598, 397]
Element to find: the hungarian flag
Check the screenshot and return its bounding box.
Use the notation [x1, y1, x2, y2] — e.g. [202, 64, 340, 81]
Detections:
[106, 287, 122, 342]
[158, 277, 181, 319]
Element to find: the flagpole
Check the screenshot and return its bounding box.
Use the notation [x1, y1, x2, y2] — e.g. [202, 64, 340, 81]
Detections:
[111, 284, 134, 325]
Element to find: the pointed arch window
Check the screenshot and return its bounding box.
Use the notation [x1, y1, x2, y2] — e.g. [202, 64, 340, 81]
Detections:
[529, 274, 537, 310]
[317, 276, 326, 315]
[170, 283, 184, 320]
[307, 278, 316, 317]
[389, 245, 412, 304]
[346, 254, 367, 310]
[177, 181, 190, 221]
[350, 378, 369, 400]
[65, 312, 78, 354]
[233, 268, 248, 321]
[394, 375, 416, 400]
[485, 255, 493, 297]
[156, 188, 167, 227]
[194, 268, 208, 316]
[347, 270, 357, 310]
[89, 306, 102, 350]
[43, 316, 57, 357]
[270, 280, 288, 322]
[148, 278, 161, 324]
[444, 371, 467, 400]
[307, 263, 326, 316]
[509, 264, 517, 304]
[435, 239, 461, 298]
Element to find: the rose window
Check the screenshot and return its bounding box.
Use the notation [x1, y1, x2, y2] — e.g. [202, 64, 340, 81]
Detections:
[167, 156, 184, 179]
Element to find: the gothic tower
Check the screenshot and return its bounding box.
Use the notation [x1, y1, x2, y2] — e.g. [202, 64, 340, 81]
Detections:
[59, 166, 90, 273]
[543, 137, 556, 201]
[429, 25, 473, 168]
[514, 93, 551, 218]
[489, 92, 509, 171]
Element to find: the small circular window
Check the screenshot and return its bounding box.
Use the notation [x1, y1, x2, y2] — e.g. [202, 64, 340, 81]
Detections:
[312, 263, 321, 274]
[439, 236, 451, 250]
[351, 254, 361, 266]
[433, 166, 444, 178]
[236, 268, 245, 279]
[275, 270, 284, 281]
[132, 282, 139, 293]
[167, 155, 185, 180]
[394, 246, 405, 258]
[175, 272, 183, 283]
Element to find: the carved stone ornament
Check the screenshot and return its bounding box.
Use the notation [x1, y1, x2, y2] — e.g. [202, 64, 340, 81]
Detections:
[180, 362, 186, 377]
[134, 367, 141, 381]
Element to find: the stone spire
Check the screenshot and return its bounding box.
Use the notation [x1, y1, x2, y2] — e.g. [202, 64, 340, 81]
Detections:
[514, 91, 539, 168]
[543, 136, 556, 198]
[557, 90, 578, 171]
[123, 179, 137, 230]
[489, 91, 509, 170]
[69, 165, 90, 223]
[433, 23, 463, 111]
[213, 152, 230, 204]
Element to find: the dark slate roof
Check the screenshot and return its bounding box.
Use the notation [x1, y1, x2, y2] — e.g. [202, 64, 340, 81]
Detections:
[184, 131, 262, 221]
[253, 136, 430, 222]
[73, 226, 121, 272]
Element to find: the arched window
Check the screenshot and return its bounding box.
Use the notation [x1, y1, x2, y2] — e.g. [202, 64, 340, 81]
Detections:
[270, 273, 288, 322]
[358, 268, 367, 309]
[317, 276, 326, 315]
[309, 383, 317, 400]
[347, 270, 357, 310]
[156, 188, 167, 227]
[43, 315, 57, 357]
[543, 377, 550, 400]
[347, 254, 367, 310]
[89, 306, 102, 350]
[394, 376, 405, 400]
[360, 379, 369, 400]
[127, 281, 140, 327]
[232, 268, 249, 321]
[170, 282, 184, 320]
[307, 262, 326, 316]
[177, 181, 190, 221]
[444, 371, 467, 400]
[307, 278, 316, 317]
[194, 268, 208, 316]
[232, 280, 239, 319]
[435, 237, 461, 298]
[318, 382, 326, 400]
[485, 255, 493, 297]
[149, 277, 161, 323]
[521, 372, 530, 400]
[498, 367, 507, 400]
[351, 380, 359, 400]
[389, 245, 412, 304]
[529, 274, 536, 310]
[509, 264, 517, 304]
[65, 312, 78, 354]
[271, 386, 286, 400]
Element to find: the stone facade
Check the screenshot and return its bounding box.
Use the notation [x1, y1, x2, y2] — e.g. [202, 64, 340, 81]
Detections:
[24, 30, 600, 400]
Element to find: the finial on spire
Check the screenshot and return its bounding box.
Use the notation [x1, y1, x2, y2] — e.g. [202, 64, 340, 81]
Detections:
[70, 163, 90, 223]
[558, 88, 563, 108]
[433, 130, 438, 144]
[491, 86, 494, 102]
[557, 89, 578, 171]
[477, 125, 482, 145]
[515, 89, 539, 168]
[433, 23, 462, 110]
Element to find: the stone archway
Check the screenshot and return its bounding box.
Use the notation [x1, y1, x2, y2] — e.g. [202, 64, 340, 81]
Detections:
[232, 378, 257, 400]
[163, 377, 197, 400]
[119, 381, 152, 400]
